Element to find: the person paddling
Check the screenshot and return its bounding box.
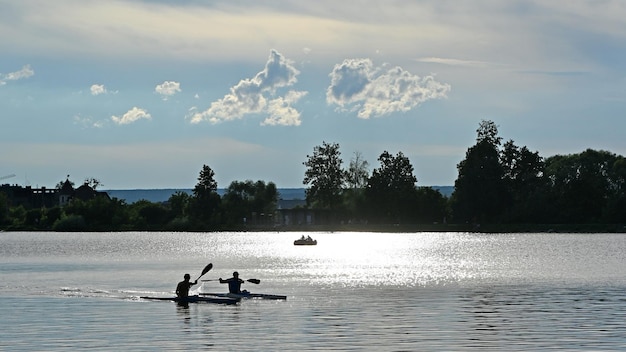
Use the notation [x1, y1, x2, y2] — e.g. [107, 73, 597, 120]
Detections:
[219, 271, 246, 294]
[176, 273, 198, 297]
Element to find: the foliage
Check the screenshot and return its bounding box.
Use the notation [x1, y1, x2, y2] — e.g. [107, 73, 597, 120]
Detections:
[189, 164, 221, 228]
[365, 151, 418, 223]
[2, 121, 626, 231]
[222, 180, 278, 226]
[168, 191, 191, 219]
[0, 192, 8, 225]
[452, 136, 506, 223]
[63, 197, 128, 231]
[544, 149, 625, 223]
[303, 141, 345, 209]
[346, 151, 369, 189]
[52, 214, 87, 232]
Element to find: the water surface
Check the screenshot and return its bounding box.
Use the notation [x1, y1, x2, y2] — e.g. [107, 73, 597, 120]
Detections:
[1, 232, 625, 350]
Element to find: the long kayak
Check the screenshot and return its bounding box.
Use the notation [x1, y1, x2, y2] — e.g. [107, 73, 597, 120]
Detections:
[140, 295, 240, 305]
[200, 292, 287, 300]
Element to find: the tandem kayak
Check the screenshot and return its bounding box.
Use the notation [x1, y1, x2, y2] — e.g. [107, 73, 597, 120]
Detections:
[140, 295, 240, 305]
[200, 292, 287, 300]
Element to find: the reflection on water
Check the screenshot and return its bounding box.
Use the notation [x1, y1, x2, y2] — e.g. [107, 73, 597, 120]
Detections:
[1, 231, 625, 351]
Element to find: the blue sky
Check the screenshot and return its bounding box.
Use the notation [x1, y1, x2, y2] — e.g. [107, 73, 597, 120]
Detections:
[2, 1, 625, 189]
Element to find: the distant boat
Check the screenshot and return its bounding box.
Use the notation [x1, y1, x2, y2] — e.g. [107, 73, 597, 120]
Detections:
[294, 235, 317, 246]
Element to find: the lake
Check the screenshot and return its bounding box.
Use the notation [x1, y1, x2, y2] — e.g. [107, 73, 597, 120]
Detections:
[1, 231, 625, 351]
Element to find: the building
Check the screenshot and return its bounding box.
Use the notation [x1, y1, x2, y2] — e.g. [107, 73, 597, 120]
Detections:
[1, 178, 109, 209]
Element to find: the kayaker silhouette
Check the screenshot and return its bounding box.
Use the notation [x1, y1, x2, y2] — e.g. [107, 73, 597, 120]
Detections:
[219, 271, 246, 294]
[176, 273, 198, 297]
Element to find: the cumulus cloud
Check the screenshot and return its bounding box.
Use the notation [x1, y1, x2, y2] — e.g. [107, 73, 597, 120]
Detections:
[190, 49, 304, 126]
[111, 107, 151, 125]
[262, 90, 308, 126]
[155, 81, 181, 100]
[0, 64, 34, 86]
[327, 58, 451, 119]
[90, 84, 107, 95]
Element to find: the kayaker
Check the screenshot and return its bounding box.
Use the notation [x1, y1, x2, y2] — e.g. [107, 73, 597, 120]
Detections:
[219, 271, 245, 294]
[176, 273, 198, 297]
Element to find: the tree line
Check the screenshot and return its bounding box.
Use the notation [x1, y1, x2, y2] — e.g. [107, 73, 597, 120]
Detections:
[1, 120, 624, 231]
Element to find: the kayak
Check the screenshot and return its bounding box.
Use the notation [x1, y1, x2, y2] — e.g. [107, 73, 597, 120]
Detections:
[140, 295, 240, 305]
[200, 292, 287, 300]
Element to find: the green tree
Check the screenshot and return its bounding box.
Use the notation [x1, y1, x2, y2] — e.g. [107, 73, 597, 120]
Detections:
[0, 192, 9, 226]
[189, 164, 221, 228]
[343, 151, 370, 222]
[64, 196, 127, 230]
[303, 142, 344, 210]
[346, 151, 369, 189]
[365, 151, 418, 223]
[167, 191, 191, 219]
[603, 156, 626, 222]
[452, 120, 506, 224]
[222, 180, 278, 226]
[128, 200, 170, 229]
[544, 149, 621, 223]
[500, 140, 547, 222]
[414, 187, 449, 224]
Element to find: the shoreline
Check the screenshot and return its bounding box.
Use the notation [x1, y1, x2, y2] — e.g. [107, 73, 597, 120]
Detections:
[2, 223, 625, 233]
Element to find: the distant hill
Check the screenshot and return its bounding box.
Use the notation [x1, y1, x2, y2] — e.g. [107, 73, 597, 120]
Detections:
[104, 188, 307, 204]
[104, 186, 453, 204]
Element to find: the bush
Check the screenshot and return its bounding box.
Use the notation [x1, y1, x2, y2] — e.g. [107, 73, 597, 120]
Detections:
[52, 215, 87, 232]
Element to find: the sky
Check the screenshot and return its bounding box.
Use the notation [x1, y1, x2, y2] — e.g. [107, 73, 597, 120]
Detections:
[2, 1, 625, 190]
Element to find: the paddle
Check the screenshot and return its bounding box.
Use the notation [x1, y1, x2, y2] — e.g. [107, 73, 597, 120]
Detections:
[201, 278, 261, 284]
[195, 263, 213, 281]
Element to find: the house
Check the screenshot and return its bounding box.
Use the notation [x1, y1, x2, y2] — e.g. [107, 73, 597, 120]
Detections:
[1, 178, 109, 209]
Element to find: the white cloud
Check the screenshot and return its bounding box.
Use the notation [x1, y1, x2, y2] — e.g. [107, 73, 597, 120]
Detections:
[327, 58, 451, 119]
[191, 49, 304, 125]
[262, 90, 308, 126]
[155, 81, 181, 100]
[111, 107, 151, 125]
[73, 114, 107, 128]
[0, 64, 34, 85]
[90, 84, 107, 95]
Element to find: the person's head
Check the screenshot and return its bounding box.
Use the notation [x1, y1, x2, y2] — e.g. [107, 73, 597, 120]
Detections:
[184, 273, 190, 280]
[233, 271, 239, 278]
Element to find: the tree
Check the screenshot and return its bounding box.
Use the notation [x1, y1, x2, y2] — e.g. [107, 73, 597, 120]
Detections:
[603, 156, 626, 222]
[129, 200, 170, 229]
[193, 165, 218, 195]
[222, 180, 278, 226]
[452, 120, 506, 223]
[544, 149, 619, 223]
[342, 151, 370, 221]
[84, 177, 103, 190]
[346, 151, 369, 189]
[414, 187, 448, 224]
[0, 192, 8, 225]
[168, 191, 191, 219]
[500, 140, 547, 222]
[365, 151, 418, 223]
[189, 164, 221, 227]
[303, 142, 344, 210]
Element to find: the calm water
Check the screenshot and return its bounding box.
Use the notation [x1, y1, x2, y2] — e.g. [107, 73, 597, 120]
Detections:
[1, 231, 625, 351]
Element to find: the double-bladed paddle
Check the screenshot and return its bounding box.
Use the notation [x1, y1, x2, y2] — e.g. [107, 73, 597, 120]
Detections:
[201, 278, 261, 284]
